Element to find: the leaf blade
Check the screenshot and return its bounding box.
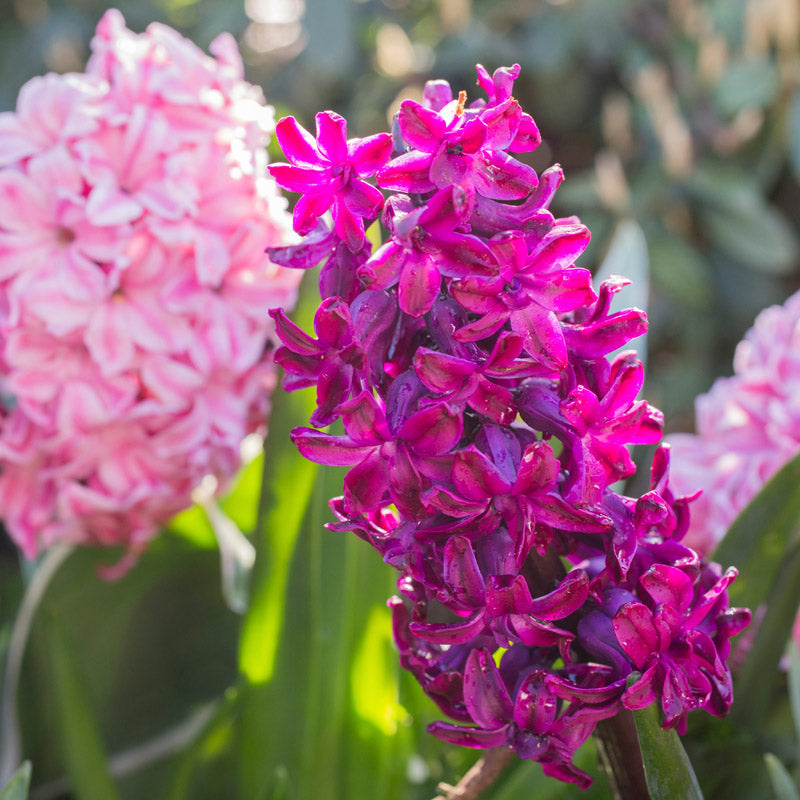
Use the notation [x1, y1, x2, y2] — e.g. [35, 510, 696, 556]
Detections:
[633, 703, 703, 800]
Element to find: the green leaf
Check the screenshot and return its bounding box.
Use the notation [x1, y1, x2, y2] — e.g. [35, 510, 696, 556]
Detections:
[648, 232, 712, 308]
[713, 58, 780, 117]
[593, 218, 649, 364]
[687, 163, 799, 274]
[730, 540, 800, 729]
[788, 90, 800, 184]
[764, 753, 800, 800]
[0, 762, 31, 800]
[237, 270, 320, 685]
[712, 450, 800, 614]
[165, 691, 239, 800]
[710, 451, 800, 730]
[236, 271, 322, 798]
[43, 612, 122, 800]
[633, 703, 703, 800]
[789, 642, 800, 761]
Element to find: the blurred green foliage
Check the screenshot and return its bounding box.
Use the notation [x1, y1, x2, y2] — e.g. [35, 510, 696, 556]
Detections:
[3, 0, 800, 797]
[4, 0, 800, 424]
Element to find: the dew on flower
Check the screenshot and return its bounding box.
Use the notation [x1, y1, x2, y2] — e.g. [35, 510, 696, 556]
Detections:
[267, 62, 750, 787]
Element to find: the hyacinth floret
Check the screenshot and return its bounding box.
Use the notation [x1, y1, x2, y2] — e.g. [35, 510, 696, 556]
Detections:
[0, 11, 300, 566]
[268, 64, 750, 787]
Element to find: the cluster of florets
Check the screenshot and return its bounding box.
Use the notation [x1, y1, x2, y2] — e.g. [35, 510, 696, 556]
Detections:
[0, 11, 300, 567]
[669, 289, 800, 554]
[268, 65, 750, 787]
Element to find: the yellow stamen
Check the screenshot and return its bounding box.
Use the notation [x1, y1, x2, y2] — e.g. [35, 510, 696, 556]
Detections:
[455, 90, 467, 117]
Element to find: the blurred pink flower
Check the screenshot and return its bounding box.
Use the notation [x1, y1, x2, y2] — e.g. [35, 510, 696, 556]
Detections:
[668, 289, 800, 554]
[0, 10, 300, 563]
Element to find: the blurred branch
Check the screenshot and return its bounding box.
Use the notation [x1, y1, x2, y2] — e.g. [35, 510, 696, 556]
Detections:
[433, 747, 514, 800]
[0, 544, 73, 785]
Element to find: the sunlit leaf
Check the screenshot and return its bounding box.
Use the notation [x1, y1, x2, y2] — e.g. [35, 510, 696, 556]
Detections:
[238, 269, 320, 685]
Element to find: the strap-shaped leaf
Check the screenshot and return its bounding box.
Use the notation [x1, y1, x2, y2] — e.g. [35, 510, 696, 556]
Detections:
[0, 762, 30, 800]
[45, 612, 121, 800]
[764, 754, 800, 800]
[238, 270, 321, 685]
[633, 702, 703, 800]
[730, 540, 800, 728]
[712, 449, 800, 614]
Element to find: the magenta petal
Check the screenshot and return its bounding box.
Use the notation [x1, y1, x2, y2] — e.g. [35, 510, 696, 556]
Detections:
[563, 309, 648, 358]
[398, 254, 441, 317]
[332, 197, 366, 252]
[530, 494, 612, 533]
[294, 189, 335, 235]
[422, 485, 485, 518]
[269, 163, 327, 192]
[463, 649, 514, 728]
[612, 602, 659, 669]
[427, 721, 508, 749]
[512, 616, 574, 651]
[640, 564, 694, 614]
[527, 570, 589, 620]
[514, 671, 557, 734]
[344, 448, 390, 511]
[469, 376, 516, 425]
[510, 305, 567, 370]
[291, 427, 374, 466]
[414, 348, 474, 393]
[360, 240, 404, 289]
[486, 574, 533, 616]
[397, 100, 446, 150]
[314, 298, 353, 348]
[311, 363, 352, 427]
[400, 402, 462, 456]
[275, 116, 320, 165]
[455, 309, 508, 342]
[453, 445, 512, 501]
[343, 177, 385, 218]
[527, 223, 591, 275]
[509, 113, 541, 152]
[545, 674, 626, 706]
[422, 79, 453, 110]
[473, 149, 538, 200]
[270, 308, 321, 356]
[622, 662, 659, 710]
[315, 110, 348, 162]
[349, 132, 393, 176]
[377, 150, 436, 193]
[444, 536, 486, 607]
[486, 331, 524, 368]
[455, 117, 488, 154]
[513, 441, 559, 495]
[340, 391, 390, 444]
[683, 567, 739, 630]
[410, 611, 487, 644]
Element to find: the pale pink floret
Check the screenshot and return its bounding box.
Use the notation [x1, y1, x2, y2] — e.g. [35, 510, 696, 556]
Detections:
[0, 10, 300, 563]
[668, 290, 800, 554]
